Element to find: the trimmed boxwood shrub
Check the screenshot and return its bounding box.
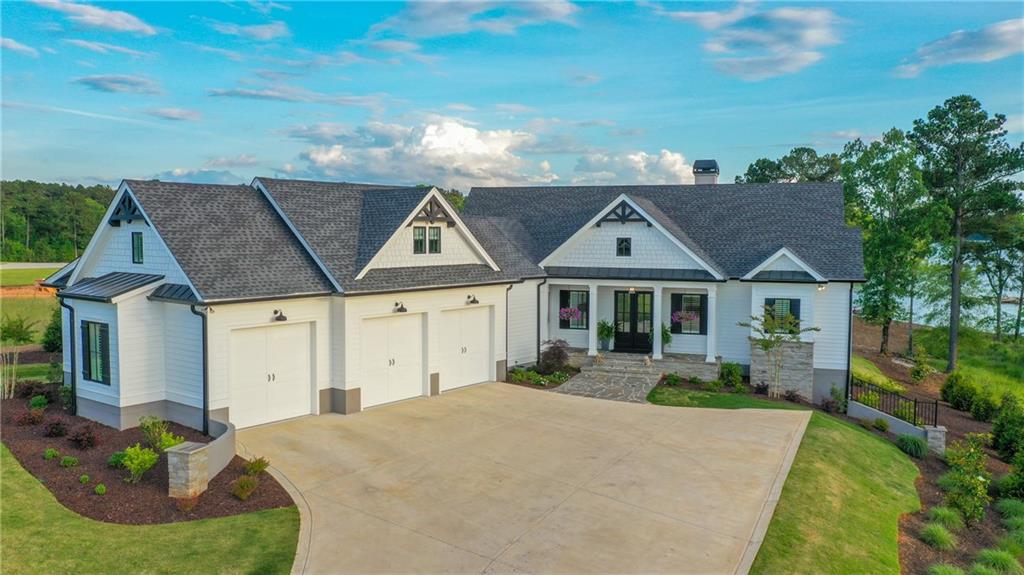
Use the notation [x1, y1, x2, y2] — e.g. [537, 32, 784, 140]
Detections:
[28, 394, 49, 410]
[973, 394, 1000, 423]
[995, 394, 1024, 462]
[897, 434, 928, 459]
[928, 506, 965, 531]
[59, 456, 79, 468]
[94, 484, 106, 495]
[942, 370, 978, 411]
[720, 362, 742, 387]
[920, 523, 956, 550]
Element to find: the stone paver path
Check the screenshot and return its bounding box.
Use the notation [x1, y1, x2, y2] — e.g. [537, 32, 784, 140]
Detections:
[554, 370, 662, 402]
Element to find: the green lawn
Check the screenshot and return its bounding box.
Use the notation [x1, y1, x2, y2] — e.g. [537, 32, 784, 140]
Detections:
[917, 325, 1024, 400]
[647, 387, 921, 575]
[851, 355, 905, 393]
[0, 267, 60, 287]
[1, 295, 58, 343]
[15, 362, 53, 382]
[0, 445, 299, 574]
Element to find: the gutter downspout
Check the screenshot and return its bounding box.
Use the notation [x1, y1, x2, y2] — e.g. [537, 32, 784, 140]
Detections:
[505, 283, 513, 378]
[536, 278, 547, 365]
[58, 297, 77, 415]
[190, 305, 210, 436]
[845, 283, 854, 402]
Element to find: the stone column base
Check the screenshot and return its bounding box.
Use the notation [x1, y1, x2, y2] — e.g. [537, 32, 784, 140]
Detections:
[167, 441, 209, 498]
[924, 425, 947, 455]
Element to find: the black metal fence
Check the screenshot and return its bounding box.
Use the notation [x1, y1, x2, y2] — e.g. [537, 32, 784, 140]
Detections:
[850, 380, 938, 427]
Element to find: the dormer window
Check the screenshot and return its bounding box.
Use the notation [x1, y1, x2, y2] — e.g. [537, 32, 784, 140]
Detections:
[413, 227, 426, 254]
[132, 232, 144, 264]
[616, 237, 631, 257]
[428, 226, 441, 254]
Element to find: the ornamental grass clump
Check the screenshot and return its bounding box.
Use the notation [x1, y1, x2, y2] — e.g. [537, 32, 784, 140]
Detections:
[973, 549, 1023, 574]
[928, 506, 965, 532]
[897, 434, 928, 459]
[231, 475, 259, 501]
[996, 499, 1024, 520]
[244, 456, 270, 477]
[927, 565, 965, 575]
[920, 523, 956, 550]
[999, 530, 1024, 558]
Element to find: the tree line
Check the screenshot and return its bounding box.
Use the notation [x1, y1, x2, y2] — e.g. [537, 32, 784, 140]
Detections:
[737, 95, 1024, 372]
[1, 180, 115, 262]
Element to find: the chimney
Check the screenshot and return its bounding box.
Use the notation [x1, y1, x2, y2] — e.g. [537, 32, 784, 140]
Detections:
[692, 159, 719, 185]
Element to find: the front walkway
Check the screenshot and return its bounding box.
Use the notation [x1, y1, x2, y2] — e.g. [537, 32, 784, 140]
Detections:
[554, 370, 661, 402]
[238, 383, 810, 575]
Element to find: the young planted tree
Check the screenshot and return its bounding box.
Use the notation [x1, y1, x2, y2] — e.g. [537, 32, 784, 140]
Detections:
[739, 306, 820, 399]
[910, 95, 1024, 371]
[843, 129, 939, 354]
[1, 316, 36, 399]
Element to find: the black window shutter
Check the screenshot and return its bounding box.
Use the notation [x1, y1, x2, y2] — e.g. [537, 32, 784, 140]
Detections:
[99, 324, 111, 385]
[670, 294, 682, 334]
[790, 299, 801, 321]
[559, 290, 569, 329]
[699, 294, 708, 335]
[81, 323, 90, 380]
[764, 298, 775, 317]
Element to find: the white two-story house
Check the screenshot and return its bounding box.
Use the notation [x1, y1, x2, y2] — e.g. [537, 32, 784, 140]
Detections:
[48, 162, 863, 433]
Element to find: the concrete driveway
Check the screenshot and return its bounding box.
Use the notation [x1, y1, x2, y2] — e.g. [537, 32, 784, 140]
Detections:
[237, 383, 810, 575]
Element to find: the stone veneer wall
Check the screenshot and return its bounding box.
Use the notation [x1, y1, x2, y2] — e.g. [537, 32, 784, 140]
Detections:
[166, 418, 236, 499]
[749, 340, 814, 402]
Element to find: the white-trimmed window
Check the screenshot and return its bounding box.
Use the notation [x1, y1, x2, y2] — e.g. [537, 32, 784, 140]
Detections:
[81, 321, 110, 385]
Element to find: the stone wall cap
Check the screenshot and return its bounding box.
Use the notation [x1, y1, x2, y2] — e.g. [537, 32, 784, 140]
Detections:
[923, 425, 947, 432]
[167, 441, 208, 454]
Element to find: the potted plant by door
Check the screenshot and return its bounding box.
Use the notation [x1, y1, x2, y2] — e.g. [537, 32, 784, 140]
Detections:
[650, 323, 673, 353]
[597, 320, 615, 351]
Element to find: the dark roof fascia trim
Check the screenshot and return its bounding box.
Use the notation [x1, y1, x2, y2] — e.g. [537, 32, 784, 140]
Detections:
[59, 292, 116, 303]
[148, 294, 199, 305]
[343, 279, 524, 297]
[740, 278, 825, 284]
[197, 291, 335, 306]
[41, 259, 79, 288]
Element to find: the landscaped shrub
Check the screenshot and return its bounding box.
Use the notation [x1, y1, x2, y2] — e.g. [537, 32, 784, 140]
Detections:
[59, 384, 73, 411]
[994, 394, 1024, 462]
[997, 453, 1024, 499]
[509, 369, 551, 387]
[782, 389, 801, 402]
[969, 432, 995, 448]
[858, 418, 874, 431]
[42, 418, 68, 437]
[973, 549, 1023, 574]
[969, 566, 1001, 575]
[549, 371, 570, 385]
[996, 499, 1024, 520]
[822, 385, 847, 414]
[720, 362, 742, 387]
[911, 350, 937, 383]
[938, 472, 957, 492]
[920, 523, 956, 550]
[94, 484, 106, 495]
[928, 565, 966, 575]
[232, 475, 259, 500]
[17, 381, 59, 402]
[973, 394, 1000, 422]
[928, 506, 965, 531]
[139, 416, 169, 450]
[15, 409, 44, 426]
[753, 382, 769, 395]
[156, 431, 185, 451]
[858, 390, 881, 409]
[897, 434, 928, 459]
[663, 373, 682, 386]
[67, 423, 99, 449]
[79, 474, 89, 484]
[537, 339, 570, 374]
[702, 379, 723, 392]
[28, 394, 49, 410]
[942, 370, 978, 411]
[873, 418, 890, 432]
[59, 456, 79, 468]
[945, 436, 993, 524]
[122, 444, 159, 483]
[42, 306, 62, 353]
[43, 447, 59, 460]
[107, 450, 127, 469]
[245, 456, 270, 476]
[688, 376, 701, 385]
[1005, 517, 1024, 531]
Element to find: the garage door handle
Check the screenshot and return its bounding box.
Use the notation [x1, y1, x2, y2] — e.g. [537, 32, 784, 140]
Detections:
[267, 374, 271, 382]
[272, 373, 276, 382]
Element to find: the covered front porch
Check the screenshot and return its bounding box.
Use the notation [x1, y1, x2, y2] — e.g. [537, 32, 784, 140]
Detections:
[541, 279, 720, 363]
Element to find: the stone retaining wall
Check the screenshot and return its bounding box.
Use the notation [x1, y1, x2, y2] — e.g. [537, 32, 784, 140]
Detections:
[750, 340, 814, 402]
[167, 418, 236, 499]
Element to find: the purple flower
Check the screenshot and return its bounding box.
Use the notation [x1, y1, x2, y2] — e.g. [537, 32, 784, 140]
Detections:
[559, 307, 583, 321]
[671, 310, 699, 324]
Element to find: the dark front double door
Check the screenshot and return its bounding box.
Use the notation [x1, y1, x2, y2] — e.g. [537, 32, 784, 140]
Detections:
[613, 290, 653, 353]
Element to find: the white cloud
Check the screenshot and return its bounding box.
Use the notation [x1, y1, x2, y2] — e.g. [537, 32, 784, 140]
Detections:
[65, 39, 149, 57]
[367, 39, 421, 53]
[204, 154, 260, 168]
[32, 0, 156, 35]
[146, 107, 202, 121]
[283, 122, 351, 144]
[211, 20, 290, 41]
[247, 1, 290, 15]
[573, 149, 693, 184]
[208, 85, 385, 109]
[371, 0, 578, 38]
[447, 103, 477, 112]
[1, 38, 39, 57]
[73, 74, 161, 94]
[153, 168, 245, 185]
[296, 117, 557, 190]
[648, 1, 840, 80]
[496, 103, 535, 115]
[895, 18, 1024, 78]
[3, 100, 167, 128]
[185, 42, 245, 62]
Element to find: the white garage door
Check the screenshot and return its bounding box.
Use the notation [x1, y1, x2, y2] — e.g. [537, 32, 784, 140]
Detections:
[360, 314, 424, 409]
[440, 307, 492, 391]
[229, 322, 312, 429]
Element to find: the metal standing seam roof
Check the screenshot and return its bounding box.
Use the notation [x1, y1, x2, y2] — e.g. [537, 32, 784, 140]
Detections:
[60, 272, 164, 302]
[148, 283, 199, 303]
[544, 266, 718, 282]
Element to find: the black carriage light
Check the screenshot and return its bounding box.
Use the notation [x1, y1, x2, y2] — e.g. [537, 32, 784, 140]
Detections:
[394, 301, 407, 313]
[273, 309, 288, 321]
[466, 294, 479, 305]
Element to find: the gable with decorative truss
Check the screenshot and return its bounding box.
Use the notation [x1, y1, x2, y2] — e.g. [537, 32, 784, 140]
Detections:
[108, 192, 147, 227]
[596, 200, 652, 227]
[408, 197, 456, 227]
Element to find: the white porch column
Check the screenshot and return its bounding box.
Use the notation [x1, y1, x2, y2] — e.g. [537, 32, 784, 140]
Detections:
[539, 282, 550, 348]
[587, 283, 599, 356]
[652, 286, 663, 359]
[706, 284, 718, 363]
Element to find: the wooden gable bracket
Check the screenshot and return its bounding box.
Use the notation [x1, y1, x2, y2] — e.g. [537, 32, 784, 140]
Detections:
[408, 197, 456, 227]
[596, 200, 652, 227]
[108, 193, 147, 227]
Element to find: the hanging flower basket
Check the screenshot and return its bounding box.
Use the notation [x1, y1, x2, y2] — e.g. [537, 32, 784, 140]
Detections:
[559, 307, 583, 321]
[671, 311, 699, 324]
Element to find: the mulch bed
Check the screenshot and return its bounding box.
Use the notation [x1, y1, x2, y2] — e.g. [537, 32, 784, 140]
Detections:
[853, 318, 1012, 573]
[19, 349, 61, 364]
[2, 387, 293, 525]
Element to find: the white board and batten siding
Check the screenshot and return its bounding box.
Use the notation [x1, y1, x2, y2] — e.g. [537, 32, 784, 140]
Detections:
[546, 221, 703, 270]
[75, 218, 190, 285]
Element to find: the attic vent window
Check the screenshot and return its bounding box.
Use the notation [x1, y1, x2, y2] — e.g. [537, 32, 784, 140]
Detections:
[410, 197, 455, 227]
[597, 200, 651, 227]
[108, 193, 145, 227]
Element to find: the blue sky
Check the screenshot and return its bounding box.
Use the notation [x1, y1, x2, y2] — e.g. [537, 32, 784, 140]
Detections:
[2, 1, 1022, 190]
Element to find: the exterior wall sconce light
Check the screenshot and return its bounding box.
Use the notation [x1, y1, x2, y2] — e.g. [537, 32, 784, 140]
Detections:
[394, 301, 407, 313]
[817, 284, 827, 292]
[273, 309, 288, 321]
[466, 294, 479, 305]
[628, 287, 636, 294]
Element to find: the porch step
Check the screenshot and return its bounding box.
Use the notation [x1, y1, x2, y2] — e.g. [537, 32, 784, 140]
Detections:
[580, 365, 663, 375]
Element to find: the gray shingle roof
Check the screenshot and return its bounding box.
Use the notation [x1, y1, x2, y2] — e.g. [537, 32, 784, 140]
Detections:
[125, 180, 335, 302]
[61, 272, 163, 302]
[463, 183, 864, 281]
